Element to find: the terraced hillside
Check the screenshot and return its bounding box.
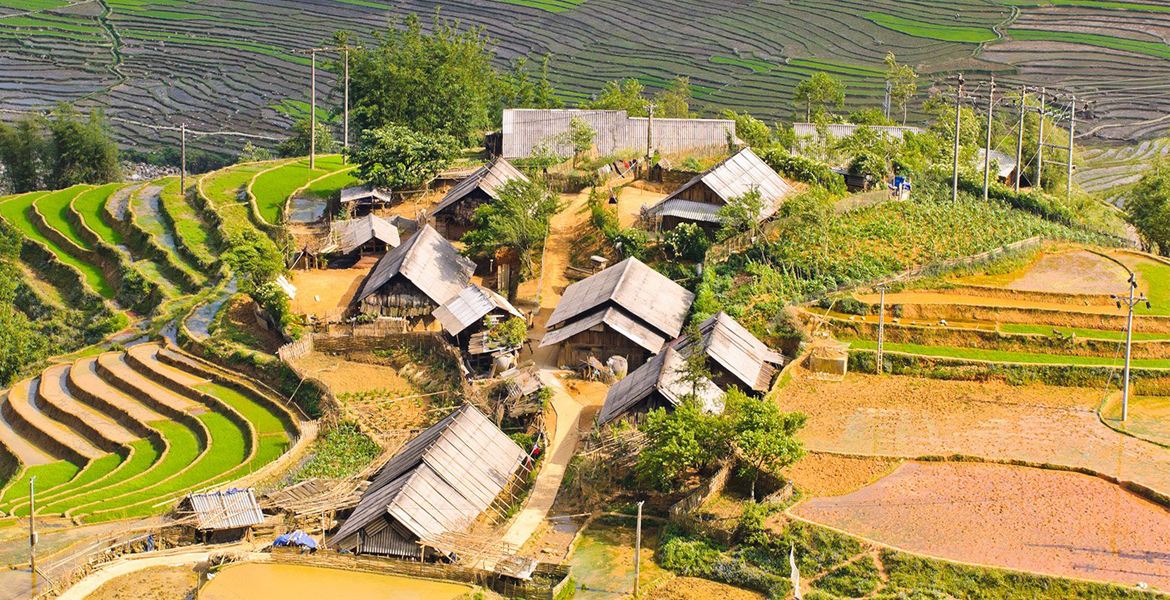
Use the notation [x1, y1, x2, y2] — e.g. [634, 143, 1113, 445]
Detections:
[0, 342, 299, 522]
[2, 0, 1170, 150]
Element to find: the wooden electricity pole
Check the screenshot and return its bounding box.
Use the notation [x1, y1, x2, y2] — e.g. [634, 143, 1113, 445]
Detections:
[1066, 95, 1076, 204]
[1037, 88, 1046, 191]
[951, 73, 965, 203]
[1015, 86, 1026, 193]
[645, 103, 657, 161]
[983, 77, 995, 202]
[29, 475, 36, 592]
[343, 48, 350, 162]
[310, 49, 317, 170]
[634, 500, 644, 596]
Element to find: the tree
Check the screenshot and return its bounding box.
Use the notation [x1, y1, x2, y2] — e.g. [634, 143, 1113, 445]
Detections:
[586, 79, 649, 116]
[885, 52, 919, 126]
[663, 222, 710, 262]
[656, 76, 693, 118]
[498, 55, 563, 110]
[0, 117, 45, 193]
[461, 179, 563, 277]
[779, 188, 835, 255]
[794, 72, 845, 123]
[239, 141, 273, 163]
[848, 107, 893, 126]
[720, 110, 771, 149]
[276, 118, 336, 157]
[636, 401, 732, 491]
[673, 322, 714, 399]
[489, 316, 528, 347]
[341, 13, 498, 144]
[222, 229, 285, 294]
[351, 124, 457, 190]
[717, 187, 765, 240]
[1126, 158, 1170, 255]
[44, 104, 119, 189]
[725, 389, 806, 500]
[564, 116, 595, 166]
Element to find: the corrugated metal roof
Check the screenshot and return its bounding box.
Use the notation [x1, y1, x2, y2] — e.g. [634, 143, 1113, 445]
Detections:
[675, 311, 784, 392]
[598, 346, 722, 425]
[432, 157, 529, 216]
[332, 214, 401, 255]
[340, 185, 394, 204]
[501, 109, 735, 160]
[646, 199, 722, 223]
[650, 148, 793, 223]
[332, 405, 526, 549]
[978, 149, 1018, 179]
[188, 488, 264, 530]
[539, 306, 668, 353]
[433, 284, 524, 336]
[545, 257, 693, 342]
[793, 123, 923, 141]
[351, 224, 476, 308]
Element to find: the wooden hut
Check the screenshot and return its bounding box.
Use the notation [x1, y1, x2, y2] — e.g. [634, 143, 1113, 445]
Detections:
[348, 224, 475, 327]
[433, 283, 525, 374]
[181, 488, 265, 543]
[322, 214, 401, 260]
[645, 148, 794, 233]
[539, 257, 694, 369]
[340, 184, 394, 217]
[329, 404, 527, 559]
[597, 311, 785, 425]
[430, 157, 529, 240]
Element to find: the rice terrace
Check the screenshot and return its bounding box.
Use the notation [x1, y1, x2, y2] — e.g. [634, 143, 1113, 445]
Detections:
[6, 0, 1170, 599]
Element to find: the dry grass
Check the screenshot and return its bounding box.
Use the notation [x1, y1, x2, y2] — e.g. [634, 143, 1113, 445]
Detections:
[646, 577, 764, 600]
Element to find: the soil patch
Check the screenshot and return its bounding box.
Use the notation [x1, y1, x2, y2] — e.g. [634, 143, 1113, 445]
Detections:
[570, 517, 664, 600]
[783, 452, 902, 497]
[777, 370, 1170, 499]
[612, 185, 666, 228]
[959, 249, 1129, 295]
[81, 565, 197, 600]
[795, 461, 1170, 590]
[646, 577, 764, 600]
[290, 263, 371, 319]
[289, 352, 428, 438]
[200, 562, 469, 600]
[222, 296, 283, 353]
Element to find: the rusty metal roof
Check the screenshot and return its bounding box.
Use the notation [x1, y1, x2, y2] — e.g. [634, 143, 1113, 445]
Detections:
[433, 157, 529, 215]
[351, 224, 476, 308]
[187, 488, 264, 530]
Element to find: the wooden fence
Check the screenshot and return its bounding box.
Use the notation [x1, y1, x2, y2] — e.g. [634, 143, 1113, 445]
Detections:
[668, 463, 732, 521]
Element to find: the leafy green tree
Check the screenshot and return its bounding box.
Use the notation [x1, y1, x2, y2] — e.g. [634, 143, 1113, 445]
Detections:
[673, 322, 714, 398]
[848, 107, 893, 126]
[718, 187, 765, 240]
[340, 13, 498, 144]
[276, 118, 336, 157]
[239, 141, 273, 163]
[45, 104, 119, 189]
[656, 76, 693, 118]
[794, 72, 845, 123]
[223, 229, 285, 294]
[499, 55, 563, 110]
[0, 116, 45, 193]
[778, 188, 835, 255]
[720, 110, 771, 149]
[725, 389, 806, 500]
[586, 79, 649, 116]
[636, 401, 732, 491]
[1126, 158, 1170, 255]
[489, 316, 528, 347]
[462, 179, 563, 277]
[0, 220, 48, 385]
[663, 222, 710, 262]
[351, 124, 457, 190]
[564, 116, 595, 166]
[885, 52, 919, 126]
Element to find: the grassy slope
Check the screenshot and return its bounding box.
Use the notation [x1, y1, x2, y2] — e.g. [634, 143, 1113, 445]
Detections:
[159, 177, 216, 265]
[999, 323, 1170, 341]
[849, 338, 1170, 368]
[0, 461, 80, 510]
[71, 183, 127, 247]
[251, 155, 344, 224]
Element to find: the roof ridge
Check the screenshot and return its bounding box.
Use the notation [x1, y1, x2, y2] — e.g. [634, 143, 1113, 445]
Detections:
[610, 257, 638, 300]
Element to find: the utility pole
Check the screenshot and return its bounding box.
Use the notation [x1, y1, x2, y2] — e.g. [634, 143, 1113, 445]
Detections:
[1066, 95, 1076, 204]
[29, 475, 36, 592]
[1037, 88, 1046, 191]
[310, 49, 317, 170]
[634, 500, 644, 596]
[343, 47, 350, 162]
[645, 103, 657, 161]
[883, 80, 892, 122]
[1114, 275, 1150, 422]
[1015, 86, 1026, 193]
[952, 73, 965, 203]
[179, 123, 187, 193]
[876, 284, 888, 374]
[983, 76, 995, 202]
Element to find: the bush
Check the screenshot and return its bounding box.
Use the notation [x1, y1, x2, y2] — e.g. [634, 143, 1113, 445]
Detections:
[758, 149, 846, 195]
[663, 222, 710, 262]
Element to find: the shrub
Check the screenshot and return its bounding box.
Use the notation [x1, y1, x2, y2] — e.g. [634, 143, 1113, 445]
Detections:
[758, 149, 847, 195]
[663, 222, 710, 262]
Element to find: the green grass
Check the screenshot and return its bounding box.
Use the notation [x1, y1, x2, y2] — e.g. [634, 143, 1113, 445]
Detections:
[1132, 258, 1170, 316]
[250, 155, 345, 224]
[84, 411, 248, 521]
[198, 383, 291, 477]
[303, 166, 360, 200]
[710, 55, 773, 73]
[35, 183, 101, 251]
[865, 12, 998, 43]
[291, 421, 379, 480]
[202, 161, 277, 237]
[71, 183, 127, 247]
[8, 453, 124, 517]
[0, 187, 116, 298]
[1009, 28, 1170, 60]
[159, 177, 216, 266]
[0, 460, 81, 512]
[50, 420, 195, 515]
[849, 339, 1170, 369]
[999, 323, 1170, 341]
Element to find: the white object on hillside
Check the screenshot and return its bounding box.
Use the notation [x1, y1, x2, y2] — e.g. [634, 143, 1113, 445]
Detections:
[276, 275, 297, 300]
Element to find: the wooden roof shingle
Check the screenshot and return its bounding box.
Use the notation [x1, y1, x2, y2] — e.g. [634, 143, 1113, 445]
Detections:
[432, 157, 529, 216]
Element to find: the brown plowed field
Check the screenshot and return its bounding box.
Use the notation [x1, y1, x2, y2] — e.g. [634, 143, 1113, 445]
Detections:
[783, 452, 902, 497]
[776, 370, 1170, 499]
[959, 249, 1130, 295]
[795, 461, 1170, 590]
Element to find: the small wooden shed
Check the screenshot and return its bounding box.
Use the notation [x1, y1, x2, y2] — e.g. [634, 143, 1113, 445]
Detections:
[646, 148, 793, 233]
[430, 157, 530, 240]
[340, 185, 394, 217]
[323, 214, 401, 259]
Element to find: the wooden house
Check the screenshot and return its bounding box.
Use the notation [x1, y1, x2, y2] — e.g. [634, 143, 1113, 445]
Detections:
[348, 224, 475, 327]
[539, 257, 694, 369]
[329, 404, 527, 559]
[597, 311, 785, 425]
[645, 148, 794, 233]
[429, 157, 529, 240]
[323, 214, 400, 259]
[181, 488, 265, 543]
[340, 185, 394, 217]
[433, 283, 525, 373]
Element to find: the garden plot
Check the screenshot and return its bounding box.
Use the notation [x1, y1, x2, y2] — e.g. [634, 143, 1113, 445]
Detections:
[250, 155, 346, 225]
[288, 260, 372, 320]
[775, 370, 1170, 499]
[794, 461, 1170, 590]
[956, 249, 1131, 296]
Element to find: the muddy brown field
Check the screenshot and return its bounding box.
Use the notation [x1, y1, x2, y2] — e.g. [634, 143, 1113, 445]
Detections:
[795, 461, 1170, 590]
[647, 577, 764, 600]
[776, 370, 1170, 498]
[959, 249, 1130, 295]
[81, 565, 198, 600]
[783, 452, 902, 497]
[289, 261, 372, 319]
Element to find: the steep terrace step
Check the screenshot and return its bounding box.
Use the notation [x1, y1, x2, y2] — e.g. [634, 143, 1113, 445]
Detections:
[1, 378, 102, 464]
[95, 354, 202, 419]
[37, 364, 139, 453]
[0, 390, 53, 467]
[125, 344, 208, 393]
[68, 357, 162, 438]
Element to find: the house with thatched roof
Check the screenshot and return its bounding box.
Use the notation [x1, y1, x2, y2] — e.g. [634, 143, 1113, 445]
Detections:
[598, 311, 785, 425]
[348, 224, 475, 326]
[430, 157, 530, 239]
[539, 257, 694, 369]
[645, 148, 794, 233]
[330, 404, 527, 559]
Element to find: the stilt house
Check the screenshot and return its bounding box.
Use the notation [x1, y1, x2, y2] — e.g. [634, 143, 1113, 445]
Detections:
[430, 157, 529, 240]
[539, 257, 694, 369]
[646, 148, 793, 233]
[330, 404, 527, 559]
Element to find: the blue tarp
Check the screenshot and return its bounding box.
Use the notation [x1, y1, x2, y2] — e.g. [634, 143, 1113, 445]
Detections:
[273, 530, 319, 550]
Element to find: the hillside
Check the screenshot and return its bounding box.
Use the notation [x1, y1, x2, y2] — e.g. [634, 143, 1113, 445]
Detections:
[3, 0, 1170, 154]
